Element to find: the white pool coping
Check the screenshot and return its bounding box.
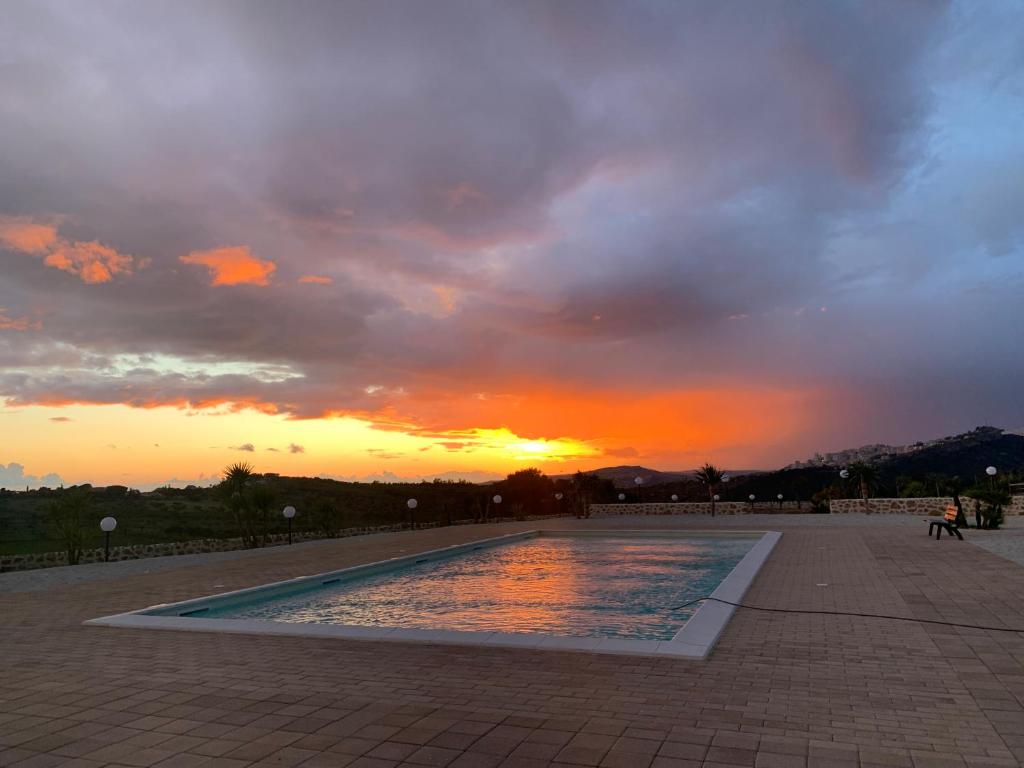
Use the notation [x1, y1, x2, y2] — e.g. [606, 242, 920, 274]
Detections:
[85, 529, 781, 659]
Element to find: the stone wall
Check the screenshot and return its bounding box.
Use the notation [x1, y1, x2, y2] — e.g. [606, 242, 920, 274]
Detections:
[589, 500, 808, 517]
[828, 496, 1024, 516]
[0, 513, 568, 573]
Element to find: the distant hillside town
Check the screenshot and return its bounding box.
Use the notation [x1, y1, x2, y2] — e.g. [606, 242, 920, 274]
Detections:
[785, 426, 1011, 469]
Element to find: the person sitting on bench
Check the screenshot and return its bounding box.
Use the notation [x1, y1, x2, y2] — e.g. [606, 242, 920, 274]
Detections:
[928, 504, 963, 540]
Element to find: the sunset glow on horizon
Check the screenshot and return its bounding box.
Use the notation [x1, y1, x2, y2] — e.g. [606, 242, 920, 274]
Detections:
[2, 2, 1023, 490]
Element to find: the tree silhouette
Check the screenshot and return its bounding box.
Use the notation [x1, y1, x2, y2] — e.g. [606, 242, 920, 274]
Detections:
[218, 463, 275, 547]
[695, 463, 725, 516]
[848, 462, 876, 513]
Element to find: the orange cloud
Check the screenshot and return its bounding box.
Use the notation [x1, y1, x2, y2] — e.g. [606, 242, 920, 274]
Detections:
[180, 246, 276, 286]
[298, 275, 332, 285]
[44, 240, 133, 284]
[0, 216, 133, 283]
[0, 309, 40, 331]
[328, 381, 824, 468]
[0, 217, 58, 253]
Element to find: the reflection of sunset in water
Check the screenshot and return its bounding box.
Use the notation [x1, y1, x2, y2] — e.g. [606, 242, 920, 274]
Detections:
[212, 536, 755, 640]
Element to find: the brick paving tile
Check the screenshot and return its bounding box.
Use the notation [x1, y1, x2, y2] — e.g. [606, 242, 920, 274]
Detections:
[704, 745, 756, 766]
[299, 755, 356, 768]
[152, 755, 216, 768]
[449, 752, 504, 768]
[404, 745, 462, 766]
[347, 756, 401, 768]
[754, 752, 806, 767]
[4, 518, 1024, 768]
[495, 758, 551, 768]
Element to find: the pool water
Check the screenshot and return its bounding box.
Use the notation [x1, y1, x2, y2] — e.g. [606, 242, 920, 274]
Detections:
[199, 535, 756, 640]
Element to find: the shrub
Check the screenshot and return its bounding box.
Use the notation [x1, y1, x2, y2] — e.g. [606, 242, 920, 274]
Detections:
[47, 489, 91, 565]
[966, 487, 1011, 529]
[218, 463, 277, 548]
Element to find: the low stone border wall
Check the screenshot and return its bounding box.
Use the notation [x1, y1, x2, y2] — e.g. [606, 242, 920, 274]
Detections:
[589, 501, 808, 516]
[0, 513, 570, 573]
[829, 496, 1024, 515]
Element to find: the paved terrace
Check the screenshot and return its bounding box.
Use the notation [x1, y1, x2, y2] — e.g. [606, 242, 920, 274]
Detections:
[2, 515, 1023, 768]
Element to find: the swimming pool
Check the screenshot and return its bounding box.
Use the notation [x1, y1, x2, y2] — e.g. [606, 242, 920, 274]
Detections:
[87, 529, 780, 658]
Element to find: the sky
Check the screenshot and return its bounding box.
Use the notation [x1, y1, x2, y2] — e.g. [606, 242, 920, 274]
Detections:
[1, 0, 1023, 490]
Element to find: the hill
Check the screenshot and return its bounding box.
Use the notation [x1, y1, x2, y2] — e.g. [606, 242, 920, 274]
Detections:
[551, 465, 763, 488]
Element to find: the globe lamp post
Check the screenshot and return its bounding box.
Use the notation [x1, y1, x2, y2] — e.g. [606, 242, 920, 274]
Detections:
[282, 505, 296, 544]
[100, 516, 117, 562]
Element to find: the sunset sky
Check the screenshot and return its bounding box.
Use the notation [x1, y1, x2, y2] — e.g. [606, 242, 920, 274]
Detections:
[2, 1, 1023, 490]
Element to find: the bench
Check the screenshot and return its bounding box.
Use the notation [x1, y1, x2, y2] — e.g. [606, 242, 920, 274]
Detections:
[928, 505, 963, 540]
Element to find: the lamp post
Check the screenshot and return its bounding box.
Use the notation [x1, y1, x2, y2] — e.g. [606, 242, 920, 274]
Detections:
[986, 466, 997, 491]
[406, 498, 417, 529]
[777, 493, 783, 510]
[634, 476, 644, 504]
[492, 494, 502, 520]
[100, 516, 117, 562]
[748, 493, 756, 512]
[282, 505, 296, 544]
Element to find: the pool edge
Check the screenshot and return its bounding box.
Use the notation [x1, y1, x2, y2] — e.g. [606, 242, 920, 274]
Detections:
[84, 528, 781, 660]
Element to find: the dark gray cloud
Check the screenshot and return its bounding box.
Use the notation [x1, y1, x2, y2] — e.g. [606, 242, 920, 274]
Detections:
[1, 0, 1022, 463]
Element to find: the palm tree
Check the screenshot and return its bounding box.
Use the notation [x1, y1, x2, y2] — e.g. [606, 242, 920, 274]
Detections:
[848, 462, 876, 513]
[218, 462, 271, 547]
[695, 463, 725, 517]
[222, 462, 254, 494]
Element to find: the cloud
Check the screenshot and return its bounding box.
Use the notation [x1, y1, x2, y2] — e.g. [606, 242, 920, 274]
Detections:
[0, 216, 134, 283]
[298, 275, 332, 285]
[0, 462, 63, 489]
[230, 443, 255, 452]
[288, 443, 305, 454]
[365, 449, 403, 460]
[49, 415, 72, 422]
[606, 446, 640, 458]
[45, 240, 133, 284]
[0, 2, 1023, 468]
[180, 246, 276, 286]
[0, 218, 57, 253]
[0, 309, 40, 331]
[319, 469, 502, 484]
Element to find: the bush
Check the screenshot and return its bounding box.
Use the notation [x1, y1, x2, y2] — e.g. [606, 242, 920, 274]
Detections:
[47, 489, 91, 565]
[966, 487, 1011, 529]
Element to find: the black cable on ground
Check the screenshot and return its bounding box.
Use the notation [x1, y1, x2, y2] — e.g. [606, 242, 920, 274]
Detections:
[671, 596, 1024, 634]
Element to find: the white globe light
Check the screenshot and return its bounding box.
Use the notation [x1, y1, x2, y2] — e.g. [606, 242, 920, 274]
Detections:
[555, 493, 563, 500]
[713, 494, 720, 501]
[634, 476, 643, 485]
[671, 494, 678, 502]
[749, 494, 755, 501]
[282, 505, 296, 519]
[618, 493, 625, 501]
[777, 494, 783, 500]
[986, 466, 997, 476]
[839, 469, 850, 479]
[406, 498, 418, 509]
[492, 494, 502, 504]
[100, 516, 117, 532]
